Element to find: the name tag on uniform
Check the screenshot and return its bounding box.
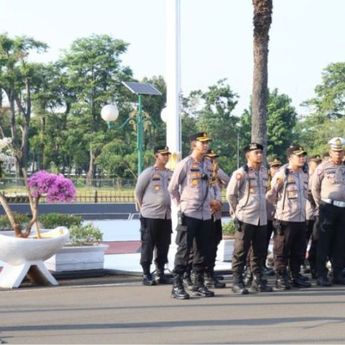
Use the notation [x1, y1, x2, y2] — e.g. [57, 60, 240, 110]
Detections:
[191, 172, 201, 179]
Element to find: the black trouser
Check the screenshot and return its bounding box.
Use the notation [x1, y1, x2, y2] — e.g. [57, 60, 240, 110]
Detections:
[246, 220, 273, 270]
[140, 217, 172, 274]
[232, 222, 267, 280]
[173, 216, 212, 275]
[206, 218, 223, 273]
[273, 221, 306, 276]
[316, 203, 345, 278]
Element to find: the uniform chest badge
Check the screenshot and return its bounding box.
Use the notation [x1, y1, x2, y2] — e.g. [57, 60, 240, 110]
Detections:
[191, 179, 199, 187]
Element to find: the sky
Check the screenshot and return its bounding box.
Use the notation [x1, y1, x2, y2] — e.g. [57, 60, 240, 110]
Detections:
[0, 0, 344, 116]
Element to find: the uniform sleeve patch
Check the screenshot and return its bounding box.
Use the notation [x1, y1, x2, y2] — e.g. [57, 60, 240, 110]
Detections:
[236, 173, 243, 181]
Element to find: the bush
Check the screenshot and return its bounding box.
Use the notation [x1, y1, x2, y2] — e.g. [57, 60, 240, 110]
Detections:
[39, 213, 82, 229]
[222, 219, 236, 237]
[69, 223, 103, 246]
[0, 213, 31, 230]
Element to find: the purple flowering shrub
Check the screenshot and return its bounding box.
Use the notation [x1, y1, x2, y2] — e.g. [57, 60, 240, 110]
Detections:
[28, 170, 76, 202]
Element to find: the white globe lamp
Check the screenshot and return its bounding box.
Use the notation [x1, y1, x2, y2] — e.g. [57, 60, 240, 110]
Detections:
[160, 106, 168, 123]
[101, 104, 119, 123]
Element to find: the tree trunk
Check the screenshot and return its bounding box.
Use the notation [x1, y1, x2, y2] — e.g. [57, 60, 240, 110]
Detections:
[251, 0, 272, 150]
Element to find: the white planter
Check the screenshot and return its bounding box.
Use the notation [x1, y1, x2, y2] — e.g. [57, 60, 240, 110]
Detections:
[0, 228, 69, 288]
[216, 238, 234, 262]
[45, 244, 108, 272]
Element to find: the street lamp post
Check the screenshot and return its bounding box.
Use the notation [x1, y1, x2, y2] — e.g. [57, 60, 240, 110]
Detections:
[100, 81, 161, 177]
[136, 94, 144, 175]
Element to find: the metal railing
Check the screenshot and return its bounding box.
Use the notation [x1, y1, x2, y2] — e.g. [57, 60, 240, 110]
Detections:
[0, 177, 136, 189]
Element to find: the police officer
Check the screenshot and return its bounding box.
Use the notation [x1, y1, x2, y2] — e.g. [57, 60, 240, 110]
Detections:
[227, 143, 272, 294]
[204, 149, 229, 289]
[135, 146, 173, 286]
[182, 149, 229, 290]
[267, 145, 311, 290]
[168, 132, 221, 300]
[311, 137, 345, 286]
[243, 157, 282, 287]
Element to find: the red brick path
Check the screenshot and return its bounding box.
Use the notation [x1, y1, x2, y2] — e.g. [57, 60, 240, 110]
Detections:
[102, 240, 141, 255]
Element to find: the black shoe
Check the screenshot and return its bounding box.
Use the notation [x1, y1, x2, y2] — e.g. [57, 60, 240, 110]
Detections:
[294, 273, 309, 281]
[171, 286, 190, 300]
[142, 274, 156, 286]
[232, 281, 249, 295]
[275, 273, 291, 290]
[317, 276, 332, 287]
[205, 274, 226, 288]
[292, 276, 312, 288]
[249, 277, 273, 293]
[154, 273, 171, 285]
[191, 285, 215, 297]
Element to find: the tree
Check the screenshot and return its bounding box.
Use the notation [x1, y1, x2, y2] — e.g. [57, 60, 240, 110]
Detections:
[60, 34, 133, 183]
[183, 79, 239, 173]
[0, 33, 48, 175]
[303, 62, 345, 119]
[251, 0, 273, 149]
[296, 62, 345, 156]
[241, 89, 298, 161]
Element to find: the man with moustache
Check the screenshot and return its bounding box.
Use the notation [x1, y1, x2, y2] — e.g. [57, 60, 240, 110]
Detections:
[168, 132, 222, 299]
[267, 145, 311, 290]
[135, 146, 173, 286]
[227, 143, 272, 294]
[311, 137, 345, 286]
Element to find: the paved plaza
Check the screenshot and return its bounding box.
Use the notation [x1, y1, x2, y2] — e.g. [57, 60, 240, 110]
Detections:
[1, 275, 345, 344]
[1, 220, 344, 343]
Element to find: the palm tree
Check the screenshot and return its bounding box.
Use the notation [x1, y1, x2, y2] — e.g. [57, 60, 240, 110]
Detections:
[251, 0, 273, 149]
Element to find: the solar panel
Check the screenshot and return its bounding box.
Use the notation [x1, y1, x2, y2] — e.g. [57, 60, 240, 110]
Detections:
[122, 81, 162, 96]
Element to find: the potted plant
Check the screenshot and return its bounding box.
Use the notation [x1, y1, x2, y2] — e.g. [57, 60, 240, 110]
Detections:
[0, 137, 76, 288]
[44, 221, 108, 272]
[216, 219, 236, 262]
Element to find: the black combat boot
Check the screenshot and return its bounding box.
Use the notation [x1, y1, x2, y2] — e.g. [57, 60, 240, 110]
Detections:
[231, 275, 249, 295]
[248, 274, 273, 293]
[191, 272, 215, 297]
[291, 272, 311, 288]
[205, 271, 226, 288]
[316, 273, 332, 287]
[274, 270, 291, 290]
[142, 273, 156, 286]
[183, 271, 194, 291]
[171, 274, 190, 300]
[154, 267, 171, 285]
